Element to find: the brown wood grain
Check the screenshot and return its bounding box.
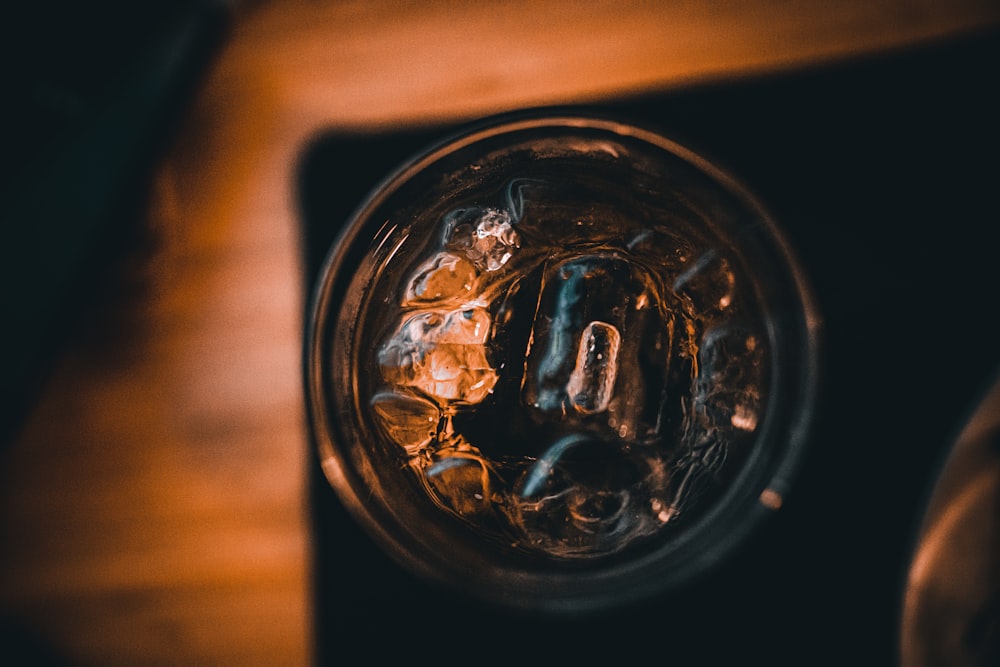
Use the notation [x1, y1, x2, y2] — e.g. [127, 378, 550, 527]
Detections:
[1, 1, 997, 664]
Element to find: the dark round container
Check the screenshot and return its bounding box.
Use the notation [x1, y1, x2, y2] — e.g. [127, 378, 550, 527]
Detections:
[305, 111, 821, 614]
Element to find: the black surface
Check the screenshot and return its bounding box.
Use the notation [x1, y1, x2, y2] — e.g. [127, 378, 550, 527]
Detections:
[298, 30, 1000, 666]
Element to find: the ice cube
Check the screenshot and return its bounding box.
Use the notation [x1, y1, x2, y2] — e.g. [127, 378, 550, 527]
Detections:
[521, 254, 671, 440]
[511, 434, 670, 555]
[672, 249, 735, 313]
[566, 320, 621, 414]
[403, 252, 479, 305]
[445, 207, 520, 272]
[379, 307, 498, 405]
[370, 391, 439, 456]
[424, 448, 497, 517]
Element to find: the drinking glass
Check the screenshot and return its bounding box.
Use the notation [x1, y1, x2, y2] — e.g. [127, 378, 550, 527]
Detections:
[305, 111, 821, 614]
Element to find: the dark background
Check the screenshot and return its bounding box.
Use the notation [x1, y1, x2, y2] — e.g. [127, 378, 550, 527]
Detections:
[1, 0, 232, 445]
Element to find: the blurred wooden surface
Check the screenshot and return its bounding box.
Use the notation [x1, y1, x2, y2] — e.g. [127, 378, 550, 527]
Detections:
[1, 1, 998, 664]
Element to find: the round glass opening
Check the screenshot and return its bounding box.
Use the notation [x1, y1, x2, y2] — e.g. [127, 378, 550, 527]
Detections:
[306, 112, 821, 614]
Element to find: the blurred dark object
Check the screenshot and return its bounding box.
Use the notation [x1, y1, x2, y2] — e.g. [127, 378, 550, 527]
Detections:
[0, 0, 232, 445]
[299, 28, 1000, 666]
[901, 367, 1000, 667]
[0, 616, 71, 667]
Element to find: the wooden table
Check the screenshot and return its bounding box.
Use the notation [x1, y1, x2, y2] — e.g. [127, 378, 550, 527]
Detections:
[2, 1, 997, 664]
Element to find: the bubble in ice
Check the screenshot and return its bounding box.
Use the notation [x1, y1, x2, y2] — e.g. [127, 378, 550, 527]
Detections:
[369, 176, 766, 559]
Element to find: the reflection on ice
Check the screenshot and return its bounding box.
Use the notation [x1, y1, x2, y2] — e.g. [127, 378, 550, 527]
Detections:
[378, 307, 497, 405]
[672, 249, 736, 313]
[522, 254, 670, 443]
[403, 253, 478, 304]
[425, 447, 497, 518]
[444, 207, 520, 272]
[566, 321, 621, 415]
[370, 392, 437, 456]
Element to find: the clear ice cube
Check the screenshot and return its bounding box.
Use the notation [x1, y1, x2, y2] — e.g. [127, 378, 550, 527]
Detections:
[521, 254, 671, 441]
[511, 434, 672, 555]
[370, 391, 438, 457]
[672, 249, 736, 312]
[566, 321, 621, 415]
[403, 252, 479, 305]
[378, 307, 498, 405]
[423, 447, 498, 518]
[444, 207, 520, 272]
